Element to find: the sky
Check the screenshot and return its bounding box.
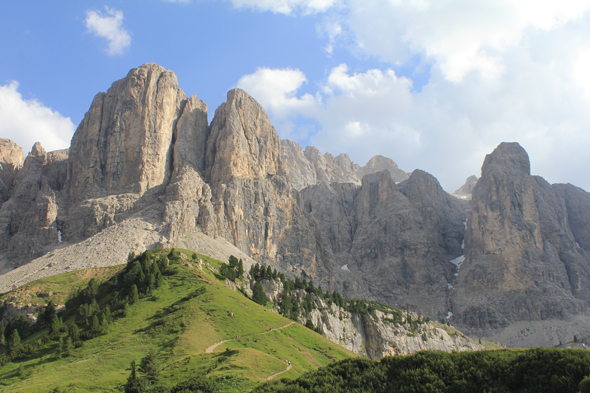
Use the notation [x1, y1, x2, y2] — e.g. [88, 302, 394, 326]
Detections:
[1, 1, 590, 192]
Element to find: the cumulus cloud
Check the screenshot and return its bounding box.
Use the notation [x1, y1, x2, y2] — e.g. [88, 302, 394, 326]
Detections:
[234, 1, 590, 192]
[0, 82, 75, 153]
[85, 7, 131, 55]
[229, 0, 338, 15]
[345, 0, 590, 82]
[236, 68, 318, 139]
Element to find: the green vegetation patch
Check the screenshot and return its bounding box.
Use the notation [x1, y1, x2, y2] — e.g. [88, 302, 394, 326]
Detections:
[0, 249, 354, 392]
[255, 348, 590, 393]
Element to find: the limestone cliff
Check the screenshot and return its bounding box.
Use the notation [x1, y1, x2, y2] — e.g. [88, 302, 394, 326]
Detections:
[253, 278, 483, 359]
[300, 169, 467, 319]
[452, 143, 590, 346]
[280, 139, 408, 190]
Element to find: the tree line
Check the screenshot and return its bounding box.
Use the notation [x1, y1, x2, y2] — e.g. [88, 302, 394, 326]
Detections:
[253, 348, 590, 393]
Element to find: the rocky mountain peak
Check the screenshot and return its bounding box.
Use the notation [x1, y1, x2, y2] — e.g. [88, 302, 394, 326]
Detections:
[481, 142, 530, 178]
[30, 142, 46, 158]
[206, 88, 282, 182]
[68, 63, 187, 198]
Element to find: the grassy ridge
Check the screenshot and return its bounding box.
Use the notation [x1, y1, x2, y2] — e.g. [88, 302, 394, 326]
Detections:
[0, 249, 355, 392]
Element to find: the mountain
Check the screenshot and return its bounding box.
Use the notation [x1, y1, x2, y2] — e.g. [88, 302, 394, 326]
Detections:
[280, 139, 408, 190]
[1, 64, 590, 348]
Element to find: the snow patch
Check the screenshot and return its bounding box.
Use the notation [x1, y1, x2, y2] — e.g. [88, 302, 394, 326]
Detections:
[341, 264, 350, 272]
[58, 230, 62, 243]
[447, 283, 453, 289]
[446, 311, 453, 319]
[450, 255, 465, 269]
[576, 242, 581, 248]
[461, 239, 464, 250]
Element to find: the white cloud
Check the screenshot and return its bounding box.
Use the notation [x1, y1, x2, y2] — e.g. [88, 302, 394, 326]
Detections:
[0, 82, 74, 153]
[236, 68, 318, 138]
[345, 0, 590, 82]
[85, 7, 131, 55]
[229, 0, 338, 15]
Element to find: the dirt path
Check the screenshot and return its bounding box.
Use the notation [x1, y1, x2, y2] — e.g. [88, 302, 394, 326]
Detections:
[205, 321, 297, 380]
[204, 321, 295, 354]
[267, 363, 292, 381]
[205, 339, 231, 354]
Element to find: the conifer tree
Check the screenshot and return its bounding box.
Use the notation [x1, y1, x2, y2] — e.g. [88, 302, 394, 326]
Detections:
[139, 350, 159, 381]
[50, 315, 62, 336]
[8, 329, 21, 355]
[155, 270, 164, 288]
[252, 283, 266, 305]
[91, 315, 100, 334]
[64, 337, 72, 356]
[68, 324, 80, 342]
[130, 284, 139, 305]
[238, 259, 244, 278]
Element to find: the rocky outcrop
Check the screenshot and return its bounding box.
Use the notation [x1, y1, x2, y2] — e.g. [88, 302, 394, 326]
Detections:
[358, 155, 408, 184]
[452, 175, 477, 199]
[0, 139, 25, 202]
[255, 280, 483, 359]
[206, 89, 282, 183]
[452, 143, 590, 346]
[68, 63, 186, 199]
[0, 143, 62, 262]
[280, 140, 408, 190]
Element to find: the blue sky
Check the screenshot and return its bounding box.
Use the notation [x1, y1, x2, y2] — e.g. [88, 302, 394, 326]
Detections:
[1, 0, 590, 192]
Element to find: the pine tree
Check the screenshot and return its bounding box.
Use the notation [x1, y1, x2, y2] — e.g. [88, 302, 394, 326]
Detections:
[192, 252, 197, 260]
[64, 337, 72, 356]
[8, 329, 21, 355]
[155, 270, 164, 288]
[0, 332, 5, 348]
[100, 314, 109, 333]
[280, 291, 292, 317]
[91, 315, 100, 334]
[139, 350, 159, 381]
[295, 277, 303, 290]
[125, 360, 140, 393]
[50, 315, 62, 336]
[265, 266, 272, 280]
[238, 259, 244, 278]
[252, 283, 266, 306]
[130, 284, 139, 305]
[68, 324, 80, 342]
[105, 306, 113, 324]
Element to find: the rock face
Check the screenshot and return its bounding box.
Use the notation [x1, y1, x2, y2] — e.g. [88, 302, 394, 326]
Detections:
[452, 143, 590, 345]
[453, 175, 477, 199]
[68, 63, 186, 198]
[0, 139, 25, 202]
[254, 279, 483, 359]
[300, 169, 467, 319]
[280, 139, 408, 190]
[2, 65, 590, 349]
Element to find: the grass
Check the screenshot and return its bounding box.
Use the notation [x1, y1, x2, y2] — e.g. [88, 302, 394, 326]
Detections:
[0, 249, 355, 392]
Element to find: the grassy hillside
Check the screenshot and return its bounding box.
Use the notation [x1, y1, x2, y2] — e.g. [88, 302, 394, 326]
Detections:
[0, 249, 355, 392]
